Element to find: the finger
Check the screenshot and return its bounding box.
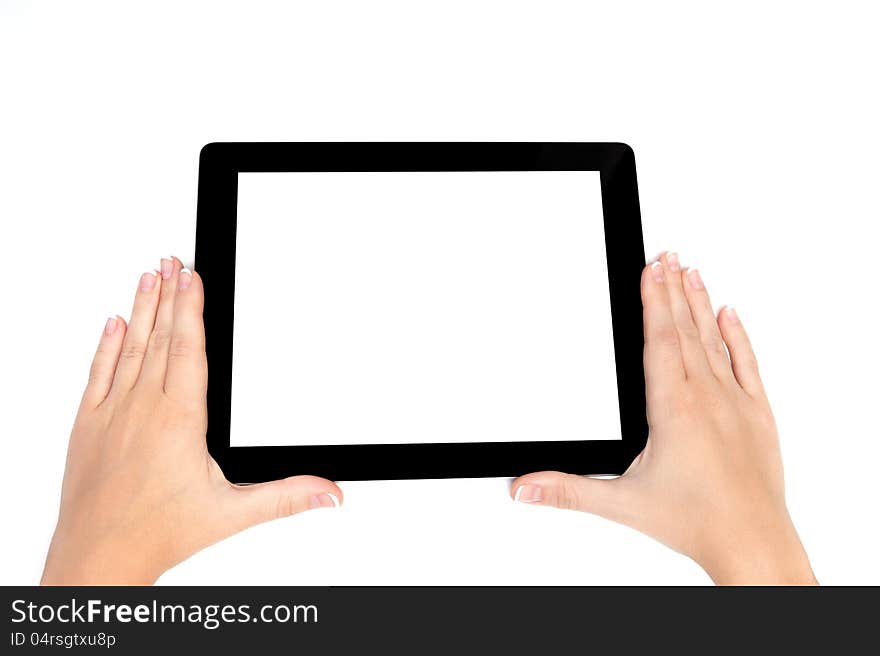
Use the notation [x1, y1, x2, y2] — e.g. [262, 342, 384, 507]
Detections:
[718, 306, 765, 396]
[80, 316, 127, 409]
[140, 257, 183, 387]
[641, 261, 685, 398]
[510, 471, 634, 526]
[681, 267, 735, 382]
[164, 268, 207, 402]
[229, 475, 344, 532]
[109, 270, 161, 396]
[660, 252, 712, 379]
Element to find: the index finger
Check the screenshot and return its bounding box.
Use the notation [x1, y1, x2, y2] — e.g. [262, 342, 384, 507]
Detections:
[163, 268, 207, 403]
[641, 260, 685, 400]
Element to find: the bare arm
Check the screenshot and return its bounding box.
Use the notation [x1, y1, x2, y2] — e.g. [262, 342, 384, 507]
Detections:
[511, 252, 816, 585]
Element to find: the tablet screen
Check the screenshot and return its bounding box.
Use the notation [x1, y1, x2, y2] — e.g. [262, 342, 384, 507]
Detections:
[230, 171, 621, 446]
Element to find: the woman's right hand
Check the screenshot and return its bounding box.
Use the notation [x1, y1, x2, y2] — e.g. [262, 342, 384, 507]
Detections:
[511, 252, 816, 585]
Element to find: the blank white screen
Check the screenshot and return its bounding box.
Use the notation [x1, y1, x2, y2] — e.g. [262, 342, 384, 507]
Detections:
[231, 171, 621, 445]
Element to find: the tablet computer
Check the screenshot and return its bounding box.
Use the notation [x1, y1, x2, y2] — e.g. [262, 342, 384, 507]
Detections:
[195, 142, 647, 482]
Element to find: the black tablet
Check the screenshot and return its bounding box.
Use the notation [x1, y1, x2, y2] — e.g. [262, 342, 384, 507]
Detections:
[195, 142, 647, 482]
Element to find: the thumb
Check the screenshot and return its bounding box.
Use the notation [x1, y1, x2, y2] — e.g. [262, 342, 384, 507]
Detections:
[230, 475, 343, 530]
[510, 471, 632, 524]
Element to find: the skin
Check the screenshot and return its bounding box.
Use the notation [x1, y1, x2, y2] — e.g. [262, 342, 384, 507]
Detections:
[511, 252, 816, 584]
[43, 252, 815, 585]
[41, 258, 342, 585]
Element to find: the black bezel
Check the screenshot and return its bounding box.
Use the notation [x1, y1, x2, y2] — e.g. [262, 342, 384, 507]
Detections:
[195, 142, 647, 482]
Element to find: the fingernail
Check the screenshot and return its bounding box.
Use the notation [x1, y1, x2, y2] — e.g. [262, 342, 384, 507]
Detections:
[666, 251, 681, 272]
[104, 316, 118, 336]
[160, 258, 173, 280]
[139, 271, 158, 292]
[687, 268, 704, 290]
[725, 306, 740, 325]
[309, 493, 340, 510]
[179, 268, 192, 291]
[514, 484, 542, 503]
[650, 261, 664, 283]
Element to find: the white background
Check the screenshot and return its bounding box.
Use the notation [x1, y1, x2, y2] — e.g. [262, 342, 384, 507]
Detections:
[232, 171, 620, 446]
[0, 1, 877, 585]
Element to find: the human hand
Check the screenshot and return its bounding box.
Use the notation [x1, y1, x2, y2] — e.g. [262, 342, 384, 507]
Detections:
[511, 252, 816, 585]
[42, 257, 342, 585]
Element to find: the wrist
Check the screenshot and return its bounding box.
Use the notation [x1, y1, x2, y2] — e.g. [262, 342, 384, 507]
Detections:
[42, 536, 163, 586]
[42, 557, 161, 586]
[696, 516, 816, 585]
